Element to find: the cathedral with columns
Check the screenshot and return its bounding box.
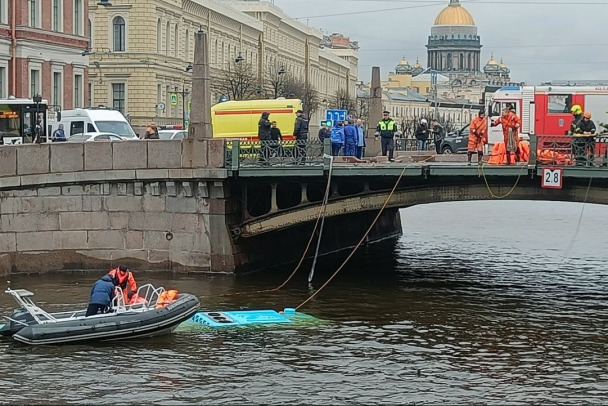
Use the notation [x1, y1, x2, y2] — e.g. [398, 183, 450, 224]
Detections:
[385, 0, 513, 101]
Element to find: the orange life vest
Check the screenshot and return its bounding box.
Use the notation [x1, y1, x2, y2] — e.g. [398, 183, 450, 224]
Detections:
[155, 289, 179, 309]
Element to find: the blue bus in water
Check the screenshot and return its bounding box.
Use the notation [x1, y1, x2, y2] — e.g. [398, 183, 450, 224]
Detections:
[0, 97, 50, 145]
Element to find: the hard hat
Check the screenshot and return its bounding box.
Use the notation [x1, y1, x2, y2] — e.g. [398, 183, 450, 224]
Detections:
[420, 118, 427, 124]
[583, 111, 592, 119]
[571, 104, 582, 115]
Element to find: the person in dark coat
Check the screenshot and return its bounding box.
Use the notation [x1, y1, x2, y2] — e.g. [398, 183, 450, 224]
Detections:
[258, 112, 272, 164]
[293, 110, 309, 164]
[86, 275, 117, 317]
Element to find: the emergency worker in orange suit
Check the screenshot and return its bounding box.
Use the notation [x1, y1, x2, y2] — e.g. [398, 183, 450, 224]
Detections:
[492, 106, 521, 165]
[107, 264, 137, 303]
[467, 110, 488, 165]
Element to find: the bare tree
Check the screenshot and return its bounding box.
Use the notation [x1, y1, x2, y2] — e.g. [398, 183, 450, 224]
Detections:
[283, 76, 320, 119]
[334, 88, 356, 116]
[218, 62, 258, 101]
[265, 66, 290, 99]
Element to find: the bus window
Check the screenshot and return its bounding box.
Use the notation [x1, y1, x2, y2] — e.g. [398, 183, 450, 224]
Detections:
[548, 94, 572, 114]
[71, 121, 84, 135]
[23, 111, 33, 142]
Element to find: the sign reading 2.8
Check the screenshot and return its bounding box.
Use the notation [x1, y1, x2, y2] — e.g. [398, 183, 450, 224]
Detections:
[541, 167, 563, 189]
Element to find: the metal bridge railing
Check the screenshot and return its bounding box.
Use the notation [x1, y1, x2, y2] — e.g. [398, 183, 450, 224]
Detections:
[395, 137, 436, 152]
[535, 134, 608, 167]
[225, 140, 328, 170]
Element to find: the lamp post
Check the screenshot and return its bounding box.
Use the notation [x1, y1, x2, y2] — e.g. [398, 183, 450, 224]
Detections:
[175, 86, 190, 130]
[32, 94, 43, 143]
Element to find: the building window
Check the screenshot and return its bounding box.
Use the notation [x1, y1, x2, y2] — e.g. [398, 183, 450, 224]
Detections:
[88, 18, 92, 47]
[0, 67, 5, 98]
[52, 0, 62, 32]
[165, 22, 170, 55]
[52, 72, 62, 106]
[88, 82, 92, 107]
[112, 83, 125, 113]
[74, 74, 83, 108]
[112, 16, 126, 52]
[185, 29, 190, 61]
[0, 0, 5, 24]
[174, 25, 178, 57]
[30, 69, 40, 97]
[157, 19, 161, 53]
[30, 0, 40, 28]
[74, 0, 83, 35]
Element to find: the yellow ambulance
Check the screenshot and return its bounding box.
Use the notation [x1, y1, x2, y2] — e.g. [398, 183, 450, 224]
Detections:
[211, 98, 303, 141]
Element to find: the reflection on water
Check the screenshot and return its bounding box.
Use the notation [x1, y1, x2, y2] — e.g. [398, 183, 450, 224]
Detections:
[1, 201, 608, 405]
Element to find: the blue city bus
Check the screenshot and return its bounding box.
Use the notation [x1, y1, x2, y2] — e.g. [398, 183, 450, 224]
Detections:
[0, 98, 49, 145]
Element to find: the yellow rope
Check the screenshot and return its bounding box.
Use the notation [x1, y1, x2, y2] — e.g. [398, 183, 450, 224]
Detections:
[478, 160, 528, 199]
[294, 164, 408, 311]
[222, 158, 335, 296]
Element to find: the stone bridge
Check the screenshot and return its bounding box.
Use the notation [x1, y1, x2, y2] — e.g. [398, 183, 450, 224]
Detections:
[1, 138, 607, 275]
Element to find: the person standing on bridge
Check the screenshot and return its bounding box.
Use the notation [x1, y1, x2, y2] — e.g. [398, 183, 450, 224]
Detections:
[467, 110, 487, 165]
[375, 111, 398, 162]
[258, 112, 272, 165]
[492, 107, 520, 165]
[355, 118, 366, 159]
[343, 118, 358, 157]
[293, 110, 309, 165]
[568, 104, 583, 135]
[431, 118, 445, 154]
[574, 111, 597, 166]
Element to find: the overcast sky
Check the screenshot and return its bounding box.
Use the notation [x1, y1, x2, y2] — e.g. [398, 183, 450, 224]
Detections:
[272, 0, 608, 85]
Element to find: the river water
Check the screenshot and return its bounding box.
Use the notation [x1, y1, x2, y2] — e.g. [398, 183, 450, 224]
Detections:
[1, 201, 608, 405]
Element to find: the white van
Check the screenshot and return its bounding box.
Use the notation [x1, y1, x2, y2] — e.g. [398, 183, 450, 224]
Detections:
[53, 107, 138, 140]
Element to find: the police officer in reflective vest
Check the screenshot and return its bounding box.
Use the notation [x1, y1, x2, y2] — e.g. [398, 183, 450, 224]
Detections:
[107, 264, 137, 302]
[375, 111, 398, 161]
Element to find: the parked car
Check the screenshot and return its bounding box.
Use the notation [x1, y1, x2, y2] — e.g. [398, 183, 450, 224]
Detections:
[67, 132, 126, 142]
[158, 130, 188, 140]
[440, 124, 469, 154]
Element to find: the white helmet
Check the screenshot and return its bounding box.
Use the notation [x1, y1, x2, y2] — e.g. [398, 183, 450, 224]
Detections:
[420, 119, 427, 124]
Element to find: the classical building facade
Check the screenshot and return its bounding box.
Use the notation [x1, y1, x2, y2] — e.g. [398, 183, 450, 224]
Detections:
[0, 0, 90, 107]
[89, 0, 358, 132]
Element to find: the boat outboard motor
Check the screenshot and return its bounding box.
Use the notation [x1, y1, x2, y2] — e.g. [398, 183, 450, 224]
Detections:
[0, 307, 35, 336]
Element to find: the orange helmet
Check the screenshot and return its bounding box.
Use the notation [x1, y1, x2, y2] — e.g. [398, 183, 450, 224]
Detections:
[583, 111, 592, 119]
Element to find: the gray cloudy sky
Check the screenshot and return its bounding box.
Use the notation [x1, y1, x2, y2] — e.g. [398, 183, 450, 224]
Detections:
[272, 0, 608, 85]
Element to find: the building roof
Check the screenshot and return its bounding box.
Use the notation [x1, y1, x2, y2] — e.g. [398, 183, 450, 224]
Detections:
[411, 72, 450, 83]
[434, 0, 475, 26]
[385, 89, 429, 102]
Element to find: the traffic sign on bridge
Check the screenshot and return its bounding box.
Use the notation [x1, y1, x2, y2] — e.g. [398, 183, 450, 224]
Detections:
[325, 109, 348, 124]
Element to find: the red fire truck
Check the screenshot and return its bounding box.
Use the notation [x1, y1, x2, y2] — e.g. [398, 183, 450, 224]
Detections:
[487, 85, 608, 145]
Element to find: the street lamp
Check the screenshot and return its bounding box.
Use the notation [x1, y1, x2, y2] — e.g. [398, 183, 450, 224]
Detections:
[278, 66, 286, 75]
[185, 63, 193, 72]
[32, 94, 43, 143]
[235, 53, 244, 63]
[175, 86, 190, 130]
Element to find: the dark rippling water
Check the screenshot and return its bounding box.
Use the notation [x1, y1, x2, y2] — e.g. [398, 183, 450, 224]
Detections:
[1, 201, 608, 405]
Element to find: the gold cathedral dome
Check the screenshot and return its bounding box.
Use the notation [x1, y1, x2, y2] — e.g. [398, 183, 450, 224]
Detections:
[434, 0, 475, 26]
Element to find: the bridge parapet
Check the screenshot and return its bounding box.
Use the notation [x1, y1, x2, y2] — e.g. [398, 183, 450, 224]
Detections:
[0, 139, 227, 183]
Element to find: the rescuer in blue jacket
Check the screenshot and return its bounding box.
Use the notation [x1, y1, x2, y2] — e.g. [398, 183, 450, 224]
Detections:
[86, 275, 117, 317]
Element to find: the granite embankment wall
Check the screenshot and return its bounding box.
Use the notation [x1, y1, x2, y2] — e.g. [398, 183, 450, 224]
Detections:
[0, 140, 235, 275]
